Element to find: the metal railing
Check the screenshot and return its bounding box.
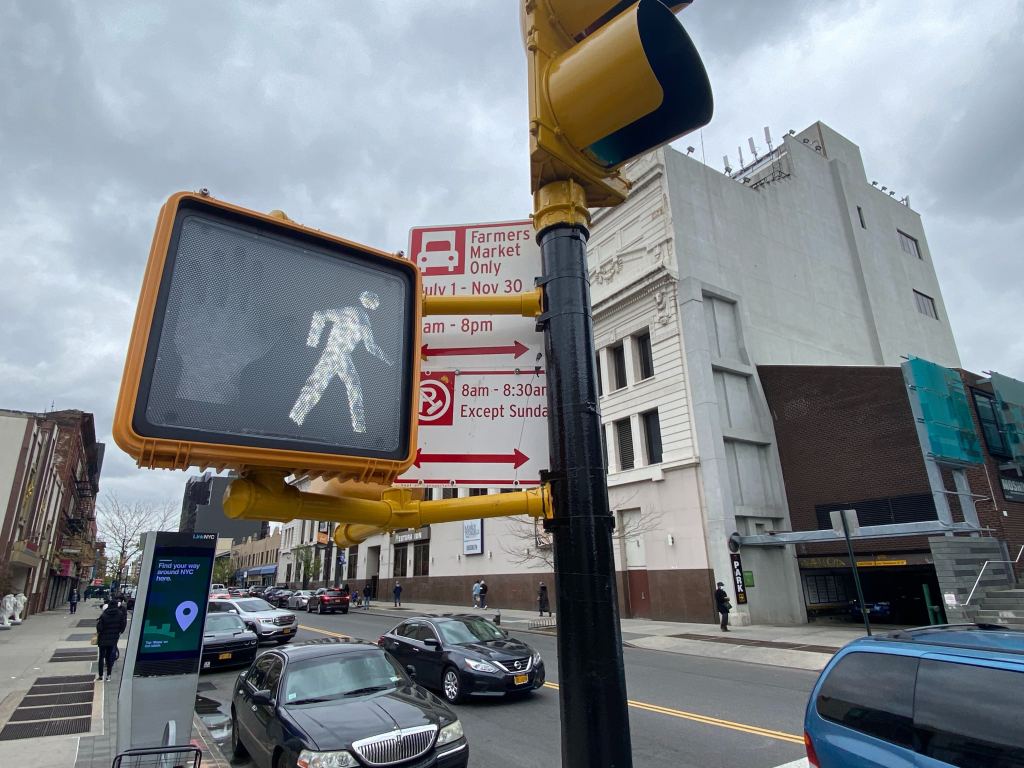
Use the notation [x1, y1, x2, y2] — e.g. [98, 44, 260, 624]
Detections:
[965, 545, 1024, 605]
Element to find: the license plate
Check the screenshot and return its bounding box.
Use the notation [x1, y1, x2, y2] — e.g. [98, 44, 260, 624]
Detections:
[218, 652, 232, 660]
[514, 674, 528, 686]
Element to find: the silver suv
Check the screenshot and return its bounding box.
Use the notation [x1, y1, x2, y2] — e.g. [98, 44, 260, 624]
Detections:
[207, 597, 297, 644]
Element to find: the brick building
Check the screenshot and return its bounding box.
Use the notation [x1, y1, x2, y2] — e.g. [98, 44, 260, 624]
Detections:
[759, 365, 1023, 623]
[0, 409, 104, 615]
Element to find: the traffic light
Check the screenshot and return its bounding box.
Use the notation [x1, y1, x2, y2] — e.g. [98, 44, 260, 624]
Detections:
[113, 192, 421, 484]
[522, 0, 713, 206]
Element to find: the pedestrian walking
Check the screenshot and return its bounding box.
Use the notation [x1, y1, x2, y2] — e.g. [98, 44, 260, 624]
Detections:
[714, 581, 732, 632]
[68, 586, 79, 614]
[479, 579, 488, 609]
[95, 599, 126, 682]
[362, 582, 371, 610]
[537, 581, 552, 617]
[471, 580, 481, 608]
[393, 582, 402, 607]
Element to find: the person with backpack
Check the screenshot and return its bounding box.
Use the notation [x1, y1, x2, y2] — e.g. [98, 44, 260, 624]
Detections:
[95, 599, 127, 681]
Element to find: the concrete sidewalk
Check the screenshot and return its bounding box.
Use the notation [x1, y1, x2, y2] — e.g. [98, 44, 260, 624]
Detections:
[0, 606, 226, 768]
[361, 598, 884, 671]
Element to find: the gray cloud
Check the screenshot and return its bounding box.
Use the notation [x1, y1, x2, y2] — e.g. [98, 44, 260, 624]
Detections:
[1, 0, 1021, 510]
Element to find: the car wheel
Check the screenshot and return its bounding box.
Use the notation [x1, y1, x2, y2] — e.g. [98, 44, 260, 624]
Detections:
[442, 666, 463, 704]
[342, 608, 348, 614]
[230, 709, 248, 759]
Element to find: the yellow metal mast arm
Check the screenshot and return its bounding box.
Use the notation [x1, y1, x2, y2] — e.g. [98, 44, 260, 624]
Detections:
[422, 287, 543, 318]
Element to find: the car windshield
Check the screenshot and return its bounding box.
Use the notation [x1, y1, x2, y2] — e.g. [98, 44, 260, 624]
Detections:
[436, 617, 505, 644]
[234, 598, 274, 613]
[205, 614, 246, 632]
[283, 651, 407, 704]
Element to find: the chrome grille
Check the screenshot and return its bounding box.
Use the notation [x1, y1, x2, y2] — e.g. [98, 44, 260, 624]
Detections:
[493, 656, 532, 674]
[352, 724, 436, 766]
[273, 614, 295, 626]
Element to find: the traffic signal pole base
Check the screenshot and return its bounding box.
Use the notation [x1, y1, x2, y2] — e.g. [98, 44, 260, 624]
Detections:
[536, 180, 633, 768]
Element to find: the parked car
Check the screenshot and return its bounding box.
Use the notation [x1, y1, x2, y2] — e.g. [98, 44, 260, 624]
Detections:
[307, 588, 350, 615]
[227, 587, 244, 597]
[201, 611, 258, 672]
[263, 587, 282, 602]
[248, 585, 265, 597]
[211, 583, 226, 591]
[847, 599, 893, 622]
[286, 590, 315, 611]
[210, 589, 232, 600]
[270, 589, 294, 608]
[804, 623, 1024, 767]
[230, 640, 468, 768]
[378, 614, 545, 704]
[207, 597, 297, 644]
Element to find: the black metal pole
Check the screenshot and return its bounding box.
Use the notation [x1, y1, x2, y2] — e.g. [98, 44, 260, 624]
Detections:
[540, 223, 633, 768]
[841, 514, 871, 636]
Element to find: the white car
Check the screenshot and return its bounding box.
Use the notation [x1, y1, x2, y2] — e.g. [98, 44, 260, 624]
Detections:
[286, 590, 314, 610]
[207, 597, 297, 644]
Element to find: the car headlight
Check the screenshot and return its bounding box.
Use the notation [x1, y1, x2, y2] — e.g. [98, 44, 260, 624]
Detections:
[436, 720, 464, 746]
[532, 651, 542, 666]
[465, 658, 498, 673]
[296, 749, 358, 768]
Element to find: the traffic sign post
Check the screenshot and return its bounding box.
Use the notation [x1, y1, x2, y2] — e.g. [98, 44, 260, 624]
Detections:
[401, 221, 550, 487]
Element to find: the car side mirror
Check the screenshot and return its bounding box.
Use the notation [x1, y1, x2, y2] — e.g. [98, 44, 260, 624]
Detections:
[424, 638, 440, 649]
[405, 665, 417, 679]
[252, 690, 275, 707]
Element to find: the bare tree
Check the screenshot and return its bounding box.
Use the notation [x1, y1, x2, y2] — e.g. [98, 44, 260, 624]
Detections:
[500, 506, 666, 569]
[96, 493, 177, 586]
[292, 545, 321, 589]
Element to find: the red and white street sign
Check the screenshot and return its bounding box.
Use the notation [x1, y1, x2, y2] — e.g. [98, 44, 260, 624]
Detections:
[400, 220, 550, 487]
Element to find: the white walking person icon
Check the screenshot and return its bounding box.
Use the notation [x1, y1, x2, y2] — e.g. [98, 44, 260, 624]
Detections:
[289, 291, 393, 432]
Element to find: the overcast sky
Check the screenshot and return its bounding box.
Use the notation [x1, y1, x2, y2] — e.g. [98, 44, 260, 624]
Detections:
[1, 1, 1021, 510]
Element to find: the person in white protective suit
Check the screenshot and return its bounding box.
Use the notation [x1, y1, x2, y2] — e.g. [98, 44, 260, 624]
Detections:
[289, 291, 393, 431]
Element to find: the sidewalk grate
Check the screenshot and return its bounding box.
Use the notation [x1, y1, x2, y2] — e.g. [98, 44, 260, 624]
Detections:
[36, 675, 96, 684]
[77, 619, 97, 628]
[0, 716, 91, 740]
[670, 632, 840, 654]
[9, 703, 92, 721]
[66, 633, 94, 641]
[22, 691, 94, 706]
[28, 682, 95, 695]
[196, 682, 216, 692]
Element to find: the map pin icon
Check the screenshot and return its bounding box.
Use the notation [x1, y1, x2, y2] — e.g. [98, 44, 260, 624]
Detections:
[175, 600, 199, 631]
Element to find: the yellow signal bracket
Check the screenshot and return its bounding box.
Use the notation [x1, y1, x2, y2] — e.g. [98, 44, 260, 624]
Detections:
[422, 287, 543, 318]
[223, 470, 552, 546]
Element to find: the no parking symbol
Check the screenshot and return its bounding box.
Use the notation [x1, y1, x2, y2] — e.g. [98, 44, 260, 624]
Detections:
[418, 372, 455, 426]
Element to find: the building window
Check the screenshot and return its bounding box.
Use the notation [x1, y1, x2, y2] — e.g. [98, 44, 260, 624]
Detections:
[898, 230, 921, 259]
[346, 547, 358, 580]
[972, 391, 1011, 457]
[596, 355, 603, 397]
[610, 343, 627, 390]
[468, 488, 487, 497]
[913, 290, 938, 319]
[413, 541, 430, 576]
[393, 543, 408, 577]
[441, 487, 458, 499]
[635, 331, 654, 380]
[614, 418, 634, 470]
[857, 206, 866, 229]
[803, 573, 848, 605]
[642, 409, 662, 464]
[285, 564, 292, 584]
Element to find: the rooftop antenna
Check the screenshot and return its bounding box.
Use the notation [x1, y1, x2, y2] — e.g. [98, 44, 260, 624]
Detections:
[737, 145, 745, 168]
[723, 155, 732, 175]
[748, 137, 759, 160]
[763, 126, 773, 152]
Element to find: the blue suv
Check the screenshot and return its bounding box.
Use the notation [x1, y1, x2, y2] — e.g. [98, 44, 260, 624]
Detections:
[804, 624, 1024, 767]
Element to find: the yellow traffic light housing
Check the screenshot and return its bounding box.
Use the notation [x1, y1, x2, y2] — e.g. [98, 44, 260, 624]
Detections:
[113, 192, 422, 485]
[523, 0, 713, 206]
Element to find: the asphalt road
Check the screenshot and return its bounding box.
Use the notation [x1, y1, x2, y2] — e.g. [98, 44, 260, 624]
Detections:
[197, 607, 815, 768]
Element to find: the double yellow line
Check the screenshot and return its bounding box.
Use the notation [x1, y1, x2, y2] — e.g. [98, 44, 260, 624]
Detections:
[542, 682, 803, 745]
[297, 626, 802, 746]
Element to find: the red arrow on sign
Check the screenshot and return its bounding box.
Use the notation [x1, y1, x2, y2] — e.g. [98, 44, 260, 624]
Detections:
[414, 448, 529, 469]
[421, 341, 529, 359]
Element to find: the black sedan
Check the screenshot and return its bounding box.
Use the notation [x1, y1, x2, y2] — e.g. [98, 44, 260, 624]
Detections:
[231, 640, 468, 768]
[201, 612, 258, 671]
[378, 615, 545, 704]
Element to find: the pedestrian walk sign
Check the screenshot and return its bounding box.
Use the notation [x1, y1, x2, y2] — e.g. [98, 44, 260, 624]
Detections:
[113, 192, 422, 484]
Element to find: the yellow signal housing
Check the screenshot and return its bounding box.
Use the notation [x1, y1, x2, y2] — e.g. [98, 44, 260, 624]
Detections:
[113, 192, 422, 485]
